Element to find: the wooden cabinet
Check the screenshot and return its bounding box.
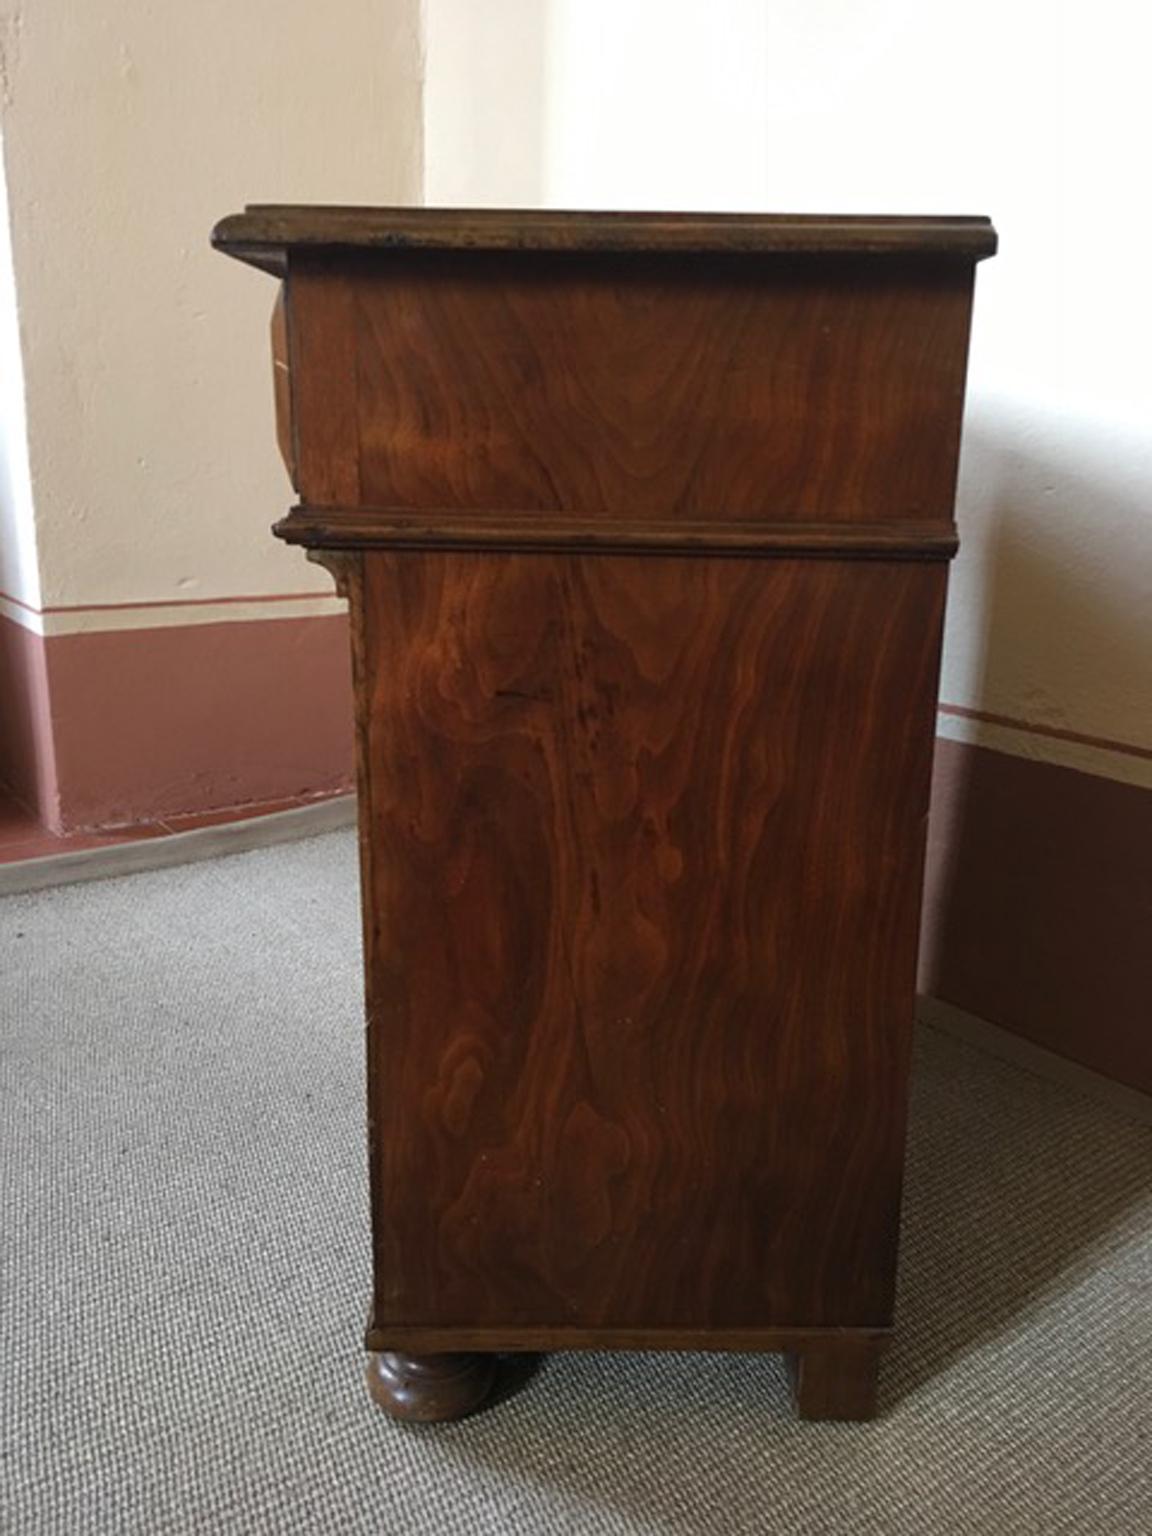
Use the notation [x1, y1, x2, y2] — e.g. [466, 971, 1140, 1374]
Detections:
[214, 206, 995, 1423]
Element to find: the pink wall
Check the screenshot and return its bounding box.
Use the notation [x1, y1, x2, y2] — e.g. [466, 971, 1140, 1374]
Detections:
[0, 614, 58, 822]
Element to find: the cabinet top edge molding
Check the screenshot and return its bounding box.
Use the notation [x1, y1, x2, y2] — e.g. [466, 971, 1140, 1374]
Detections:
[212, 205, 998, 275]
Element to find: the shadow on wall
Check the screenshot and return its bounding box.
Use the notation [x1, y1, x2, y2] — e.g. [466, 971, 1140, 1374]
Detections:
[0, 617, 57, 826]
[920, 408, 1152, 1092]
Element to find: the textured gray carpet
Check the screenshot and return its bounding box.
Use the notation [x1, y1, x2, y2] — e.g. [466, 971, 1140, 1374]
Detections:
[2, 831, 1150, 1535]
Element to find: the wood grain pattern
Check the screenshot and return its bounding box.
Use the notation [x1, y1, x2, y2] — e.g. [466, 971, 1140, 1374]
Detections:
[287, 266, 360, 507]
[286, 252, 975, 525]
[360, 550, 946, 1333]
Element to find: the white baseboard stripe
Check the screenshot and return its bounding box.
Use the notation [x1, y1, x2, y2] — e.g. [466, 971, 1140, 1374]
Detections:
[936, 709, 1152, 791]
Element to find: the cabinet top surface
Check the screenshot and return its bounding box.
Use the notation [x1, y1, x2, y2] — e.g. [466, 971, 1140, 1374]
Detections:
[212, 205, 997, 274]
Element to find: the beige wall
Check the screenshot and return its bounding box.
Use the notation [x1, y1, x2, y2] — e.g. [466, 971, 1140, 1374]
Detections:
[424, 0, 1152, 790]
[424, 0, 547, 208]
[13, 0, 1144, 762]
[0, 0, 422, 634]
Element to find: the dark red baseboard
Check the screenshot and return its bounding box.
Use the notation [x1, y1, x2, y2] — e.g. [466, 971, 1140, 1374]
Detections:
[920, 737, 1152, 1094]
[0, 613, 57, 820]
[0, 611, 354, 832]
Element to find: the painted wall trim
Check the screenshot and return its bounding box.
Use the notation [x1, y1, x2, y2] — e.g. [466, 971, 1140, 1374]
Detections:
[1, 589, 345, 636]
[939, 702, 1152, 764]
[937, 707, 1152, 791]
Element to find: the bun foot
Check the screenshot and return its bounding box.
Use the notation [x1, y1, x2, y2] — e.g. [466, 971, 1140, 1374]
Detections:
[366, 1351, 497, 1423]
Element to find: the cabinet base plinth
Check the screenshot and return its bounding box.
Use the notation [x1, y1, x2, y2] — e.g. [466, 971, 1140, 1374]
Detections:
[366, 1352, 497, 1423]
[364, 1331, 889, 1424]
[786, 1338, 885, 1421]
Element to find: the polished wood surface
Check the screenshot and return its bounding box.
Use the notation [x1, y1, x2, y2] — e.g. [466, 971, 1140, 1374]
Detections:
[269, 285, 297, 490]
[787, 1338, 885, 1421]
[212, 205, 997, 276]
[215, 205, 994, 1423]
[362, 1323, 891, 1354]
[287, 253, 976, 525]
[274, 506, 958, 560]
[366, 1351, 496, 1423]
[359, 551, 944, 1333]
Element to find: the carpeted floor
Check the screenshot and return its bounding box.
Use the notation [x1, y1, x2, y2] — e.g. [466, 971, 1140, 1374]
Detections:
[1, 831, 1150, 1535]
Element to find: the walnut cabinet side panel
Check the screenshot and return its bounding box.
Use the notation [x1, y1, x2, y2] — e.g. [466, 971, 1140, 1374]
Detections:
[352, 548, 946, 1337]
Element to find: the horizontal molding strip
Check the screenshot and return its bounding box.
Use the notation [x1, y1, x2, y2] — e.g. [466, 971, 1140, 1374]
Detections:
[1, 590, 346, 638]
[274, 505, 959, 561]
[364, 1322, 892, 1354]
[938, 703, 1152, 764]
[0, 583, 331, 614]
[935, 709, 1152, 792]
[213, 206, 997, 276]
